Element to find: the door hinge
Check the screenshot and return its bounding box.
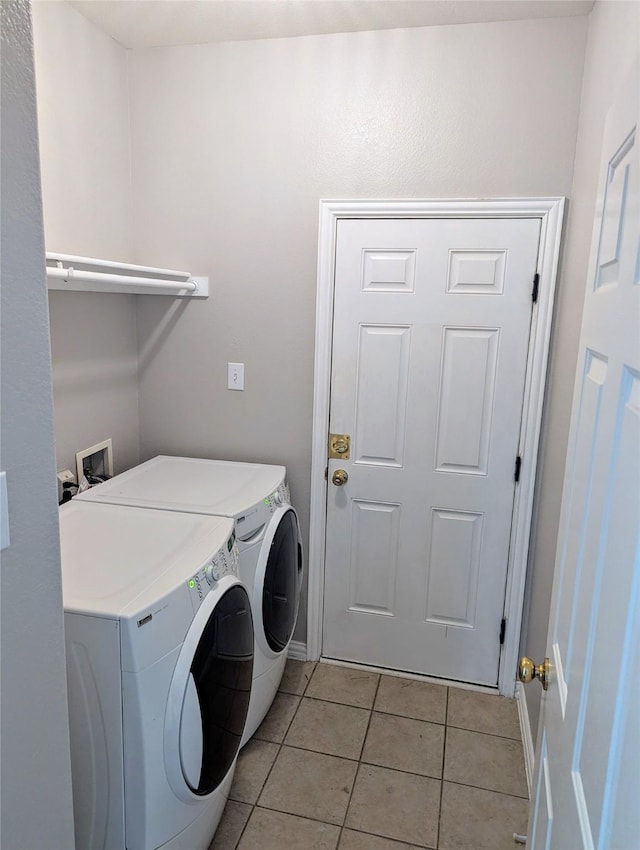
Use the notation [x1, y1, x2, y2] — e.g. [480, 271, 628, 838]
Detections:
[532, 272, 540, 303]
[514, 455, 522, 483]
[500, 618, 506, 645]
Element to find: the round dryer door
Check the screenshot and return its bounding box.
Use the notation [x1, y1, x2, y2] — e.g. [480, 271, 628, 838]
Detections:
[166, 578, 254, 800]
[260, 507, 303, 653]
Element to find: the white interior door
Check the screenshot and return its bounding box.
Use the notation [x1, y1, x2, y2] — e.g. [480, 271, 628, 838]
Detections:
[527, 63, 639, 848]
[323, 216, 541, 685]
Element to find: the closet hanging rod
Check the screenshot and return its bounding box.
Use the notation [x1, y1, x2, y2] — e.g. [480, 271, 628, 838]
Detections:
[45, 253, 208, 297]
[46, 252, 193, 280]
[46, 267, 198, 292]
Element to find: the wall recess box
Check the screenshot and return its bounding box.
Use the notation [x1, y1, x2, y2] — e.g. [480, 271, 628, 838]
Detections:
[76, 438, 113, 484]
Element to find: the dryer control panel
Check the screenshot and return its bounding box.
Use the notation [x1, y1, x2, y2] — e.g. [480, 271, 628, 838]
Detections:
[187, 532, 239, 609]
[236, 479, 290, 540]
[264, 481, 290, 513]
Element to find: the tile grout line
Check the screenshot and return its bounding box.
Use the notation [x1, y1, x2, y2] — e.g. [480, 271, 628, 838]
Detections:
[445, 724, 524, 742]
[258, 671, 311, 793]
[335, 669, 384, 849]
[303, 694, 449, 728]
[439, 777, 531, 802]
[231, 664, 316, 849]
[277, 741, 445, 778]
[436, 686, 449, 850]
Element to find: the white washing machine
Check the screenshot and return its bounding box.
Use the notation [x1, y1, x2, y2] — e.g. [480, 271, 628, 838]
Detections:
[60, 501, 254, 850]
[77, 455, 303, 744]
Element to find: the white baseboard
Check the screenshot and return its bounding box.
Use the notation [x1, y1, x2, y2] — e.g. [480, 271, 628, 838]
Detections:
[516, 681, 535, 797]
[287, 640, 307, 661]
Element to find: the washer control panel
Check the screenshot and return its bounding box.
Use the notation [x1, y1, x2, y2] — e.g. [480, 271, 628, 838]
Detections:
[187, 532, 239, 609]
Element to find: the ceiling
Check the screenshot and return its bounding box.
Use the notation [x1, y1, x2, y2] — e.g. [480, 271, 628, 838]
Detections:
[67, 0, 594, 49]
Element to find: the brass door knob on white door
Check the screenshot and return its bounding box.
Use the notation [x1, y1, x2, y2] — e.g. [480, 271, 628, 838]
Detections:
[332, 469, 349, 486]
[518, 656, 551, 691]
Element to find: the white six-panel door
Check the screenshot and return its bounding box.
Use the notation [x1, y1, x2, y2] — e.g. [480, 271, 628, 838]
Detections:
[323, 217, 541, 685]
[528, 62, 639, 849]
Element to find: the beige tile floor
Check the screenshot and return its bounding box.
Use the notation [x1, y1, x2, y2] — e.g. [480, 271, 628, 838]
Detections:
[210, 660, 529, 850]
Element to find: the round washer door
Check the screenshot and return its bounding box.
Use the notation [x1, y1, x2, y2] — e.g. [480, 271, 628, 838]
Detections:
[165, 576, 254, 801]
[255, 506, 303, 655]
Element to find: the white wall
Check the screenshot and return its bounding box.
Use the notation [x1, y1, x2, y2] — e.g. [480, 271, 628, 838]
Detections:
[521, 0, 640, 740]
[129, 16, 588, 639]
[32, 0, 140, 477]
[0, 1, 75, 845]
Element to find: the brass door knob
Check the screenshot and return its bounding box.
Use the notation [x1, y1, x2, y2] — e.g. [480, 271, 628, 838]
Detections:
[332, 469, 349, 486]
[518, 656, 551, 691]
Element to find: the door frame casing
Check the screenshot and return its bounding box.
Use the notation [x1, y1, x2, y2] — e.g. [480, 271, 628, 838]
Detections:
[308, 198, 565, 696]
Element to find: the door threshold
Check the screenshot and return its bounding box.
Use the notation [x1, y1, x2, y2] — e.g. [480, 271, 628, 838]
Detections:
[319, 655, 499, 695]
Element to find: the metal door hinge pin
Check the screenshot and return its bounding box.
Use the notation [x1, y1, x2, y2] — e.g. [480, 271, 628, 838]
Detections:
[514, 456, 522, 483]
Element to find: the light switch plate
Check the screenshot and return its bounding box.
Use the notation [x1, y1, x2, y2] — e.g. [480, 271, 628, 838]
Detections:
[228, 362, 245, 391]
[0, 472, 10, 551]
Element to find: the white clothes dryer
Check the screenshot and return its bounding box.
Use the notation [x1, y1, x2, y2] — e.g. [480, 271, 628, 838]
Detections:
[77, 456, 303, 744]
[60, 502, 253, 850]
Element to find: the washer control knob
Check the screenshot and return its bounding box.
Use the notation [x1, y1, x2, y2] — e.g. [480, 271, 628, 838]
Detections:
[204, 563, 216, 585]
[273, 489, 283, 507]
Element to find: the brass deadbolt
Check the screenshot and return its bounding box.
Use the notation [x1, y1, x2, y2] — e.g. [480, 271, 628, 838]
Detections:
[329, 434, 351, 459]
